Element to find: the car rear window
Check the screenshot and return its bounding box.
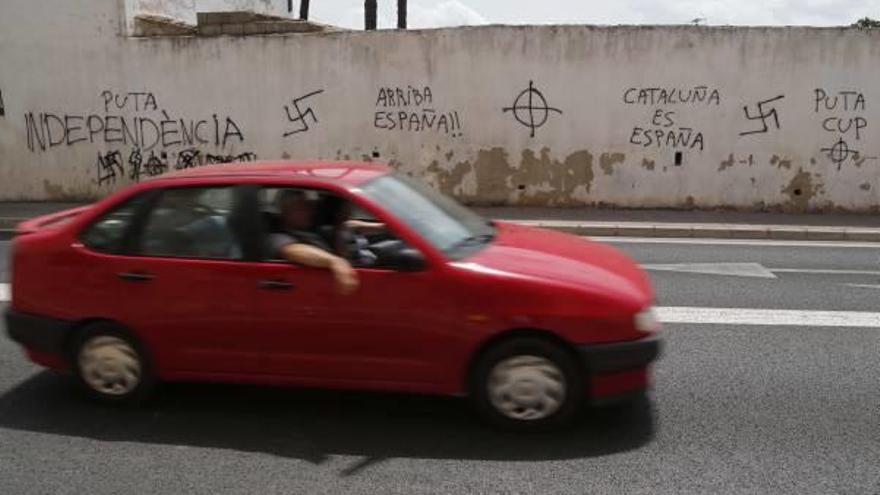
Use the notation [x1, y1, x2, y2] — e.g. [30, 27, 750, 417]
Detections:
[138, 187, 244, 260]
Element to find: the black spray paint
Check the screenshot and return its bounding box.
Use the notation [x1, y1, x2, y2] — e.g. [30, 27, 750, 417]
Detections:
[739, 95, 785, 137]
[374, 85, 462, 137]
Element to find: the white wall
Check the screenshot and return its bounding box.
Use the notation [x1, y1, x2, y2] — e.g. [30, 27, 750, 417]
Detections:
[1, 0, 878, 211]
[125, 0, 197, 31]
[123, 0, 293, 33]
[197, 0, 293, 17]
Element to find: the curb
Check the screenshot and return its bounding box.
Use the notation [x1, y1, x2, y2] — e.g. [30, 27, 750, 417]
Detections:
[3, 218, 880, 243]
[511, 220, 880, 242]
[0, 218, 20, 230]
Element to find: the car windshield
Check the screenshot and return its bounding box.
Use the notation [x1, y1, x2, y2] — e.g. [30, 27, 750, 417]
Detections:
[360, 173, 495, 258]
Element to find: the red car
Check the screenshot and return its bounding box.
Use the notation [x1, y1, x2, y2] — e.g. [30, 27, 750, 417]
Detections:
[5, 161, 660, 430]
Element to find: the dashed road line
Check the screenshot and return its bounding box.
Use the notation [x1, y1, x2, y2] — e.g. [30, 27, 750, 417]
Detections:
[657, 306, 880, 328]
[844, 283, 880, 290]
[771, 268, 880, 276]
[593, 237, 880, 248]
[642, 262, 880, 278]
[643, 262, 777, 278]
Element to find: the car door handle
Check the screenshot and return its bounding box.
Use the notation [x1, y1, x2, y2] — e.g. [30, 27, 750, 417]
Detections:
[118, 271, 155, 282]
[258, 279, 294, 290]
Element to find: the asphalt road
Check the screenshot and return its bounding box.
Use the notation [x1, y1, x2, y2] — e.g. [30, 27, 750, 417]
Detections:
[1, 238, 879, 494]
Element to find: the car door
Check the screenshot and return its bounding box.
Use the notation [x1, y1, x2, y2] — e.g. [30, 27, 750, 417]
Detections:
[248, 185, 463, 388]
[78, 184, 264, 376]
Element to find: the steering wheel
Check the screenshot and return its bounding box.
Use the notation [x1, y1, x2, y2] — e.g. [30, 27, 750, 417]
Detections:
[190, 203, 220, 217]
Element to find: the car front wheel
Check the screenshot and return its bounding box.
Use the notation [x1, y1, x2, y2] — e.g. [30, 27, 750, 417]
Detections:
[470, 336, 584, 431]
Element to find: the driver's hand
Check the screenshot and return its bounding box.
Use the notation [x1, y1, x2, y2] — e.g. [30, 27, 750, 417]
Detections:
[330, 258, 359, 295]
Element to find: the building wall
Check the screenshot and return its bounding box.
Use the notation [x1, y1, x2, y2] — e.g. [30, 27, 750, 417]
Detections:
[123, 0, 292, 28]
[1, 0, 878, 210]
[197, 0, 292, 18]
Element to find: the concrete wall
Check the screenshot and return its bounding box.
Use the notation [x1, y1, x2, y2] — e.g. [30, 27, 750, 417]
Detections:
[1, 0, 879, 211]
[123, 0, 293, 34]
[197, 0, 292, 18]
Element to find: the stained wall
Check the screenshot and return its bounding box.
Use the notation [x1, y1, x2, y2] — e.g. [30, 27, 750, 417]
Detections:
[1, 0, 878, 210]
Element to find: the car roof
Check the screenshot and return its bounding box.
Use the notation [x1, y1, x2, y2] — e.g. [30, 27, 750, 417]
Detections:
[153, 160, 391, 187]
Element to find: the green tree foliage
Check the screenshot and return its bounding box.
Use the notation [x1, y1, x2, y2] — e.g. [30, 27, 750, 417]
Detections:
[852, 17, 880, 29]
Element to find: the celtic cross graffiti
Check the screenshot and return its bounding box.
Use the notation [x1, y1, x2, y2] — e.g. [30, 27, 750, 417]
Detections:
[503, 81, 563, 138]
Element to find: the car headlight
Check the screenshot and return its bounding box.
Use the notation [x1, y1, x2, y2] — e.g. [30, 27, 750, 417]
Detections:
[634, 307, 660, 332]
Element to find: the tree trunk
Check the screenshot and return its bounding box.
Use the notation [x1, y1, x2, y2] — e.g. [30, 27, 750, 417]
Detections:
[397, 0, 407, 29]
[299, 0, 310, 20]
[365, 0, 377, 30]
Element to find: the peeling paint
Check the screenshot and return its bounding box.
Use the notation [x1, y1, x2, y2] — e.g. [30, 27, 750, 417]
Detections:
[720, 154, 755, 171]
[427, 147, 595, 206]
[852, 152, 876, 168]
[781, 168, 821, 211]
[599, 152, 625, 176]
[43, 180, 66, 199]
[770, 155, 792, 170]
[860, 182, 871, 191]
[427, 155, 473, 197]
[641, 158, 655, 171]
[41, 179, 86, 200]
[719, 154, 735, 172]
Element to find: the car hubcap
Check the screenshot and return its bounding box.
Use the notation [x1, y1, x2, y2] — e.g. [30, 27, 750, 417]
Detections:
[487, 355, 566, 421]
[78, 336, 141, 396]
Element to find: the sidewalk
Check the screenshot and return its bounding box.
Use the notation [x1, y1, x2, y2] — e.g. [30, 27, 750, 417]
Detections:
[472, 207, 880, 241]
[1, 202, 879, 241]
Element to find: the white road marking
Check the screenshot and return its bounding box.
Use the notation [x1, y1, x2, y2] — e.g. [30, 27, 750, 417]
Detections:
[656, 306, 880, 328]
[642, 262, 880, 278]
[0, 283, 8, 303]
[844, 283, 880, 290]
[771, 268, 880, 276]
[591, 236, 880, 248]
[643, 262, 777, 278]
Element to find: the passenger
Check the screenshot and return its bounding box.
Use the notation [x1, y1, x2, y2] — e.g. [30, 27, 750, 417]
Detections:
[269, 189, 359, 295]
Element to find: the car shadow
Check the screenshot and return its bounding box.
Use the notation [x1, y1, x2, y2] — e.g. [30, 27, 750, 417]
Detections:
[0, 371, 655, 470]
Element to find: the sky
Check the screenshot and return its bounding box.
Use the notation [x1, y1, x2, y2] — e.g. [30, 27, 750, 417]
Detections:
[308, 0, 880, 30]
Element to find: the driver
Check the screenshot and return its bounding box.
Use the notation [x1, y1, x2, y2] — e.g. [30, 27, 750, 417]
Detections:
[269, 189, 359, 295]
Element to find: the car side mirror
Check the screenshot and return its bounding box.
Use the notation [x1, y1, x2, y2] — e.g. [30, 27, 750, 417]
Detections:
[391, 247, 426, 272]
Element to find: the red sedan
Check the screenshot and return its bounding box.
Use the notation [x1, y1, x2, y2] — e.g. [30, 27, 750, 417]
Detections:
[5, 161, 660, 430]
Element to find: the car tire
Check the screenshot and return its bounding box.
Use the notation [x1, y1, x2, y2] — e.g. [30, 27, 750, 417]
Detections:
[469, 336, 584, 432]
[70, 322, 155, 405]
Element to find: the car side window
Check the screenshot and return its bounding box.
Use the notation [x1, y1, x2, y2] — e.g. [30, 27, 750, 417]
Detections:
[138, 187, 244, 260]
[80, 194, 150, 254]
[259, 186, 419, 270]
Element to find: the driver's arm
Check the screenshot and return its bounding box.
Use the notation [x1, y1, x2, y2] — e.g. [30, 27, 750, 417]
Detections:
[276, 241, 359, 295]
[344, 219, 386, 235]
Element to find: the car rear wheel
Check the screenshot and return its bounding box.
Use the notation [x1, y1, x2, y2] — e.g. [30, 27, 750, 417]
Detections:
[469, 336, 584, 431]
[71, 323, 155, 405]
